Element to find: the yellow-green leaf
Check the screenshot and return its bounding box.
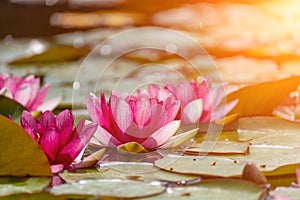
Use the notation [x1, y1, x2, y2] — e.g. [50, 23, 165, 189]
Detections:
[60, 162, 199, 183]
[0, 115, 51, 176]
[154, 155, 245, 177]
[155, 145, 300, 178]
[238, 117, 300, 148]
[0, 177, 50, 197]
[226, 76, 300, 117]
[49, 179, 165, 198]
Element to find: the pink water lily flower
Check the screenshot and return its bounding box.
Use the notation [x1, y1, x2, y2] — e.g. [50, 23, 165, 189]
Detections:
[0, 73, 60, 112]
[86, 91, 197, 149]
[21, 110, 98, 172]
[145, 78, 238, 125]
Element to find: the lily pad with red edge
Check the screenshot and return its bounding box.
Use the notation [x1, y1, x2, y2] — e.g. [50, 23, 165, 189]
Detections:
[0, 95, 27, 122]
[0, 115, 52, 176]
[226, 76, 300, 117]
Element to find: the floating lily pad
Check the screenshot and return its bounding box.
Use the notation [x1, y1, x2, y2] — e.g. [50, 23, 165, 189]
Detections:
[154, 155, 245, 177]
[226, 146, 300, 176]
[0, 177, 50, 197]
[0, 115, 51, 176]
[238, 117, 300, 148]
[0, 192, 65, 200]
[0, 95, 27, 122]
[60, 162, 199, 183]
[185, 141, 250, 155]
[141, 179, 265, 200]
[8, 45, 90, 65]
[227, 76, 300, 117]
[49, 179, 166, 198]
[155, 145, 300, 178]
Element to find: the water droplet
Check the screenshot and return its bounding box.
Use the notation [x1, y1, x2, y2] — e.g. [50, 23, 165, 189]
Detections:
[100, 45, 112, 56]
[73, 37, 84, 48]
[73, 81, 80, 90]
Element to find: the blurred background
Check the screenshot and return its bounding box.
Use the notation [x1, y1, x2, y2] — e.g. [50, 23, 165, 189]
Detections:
[1, 0, 300, 112]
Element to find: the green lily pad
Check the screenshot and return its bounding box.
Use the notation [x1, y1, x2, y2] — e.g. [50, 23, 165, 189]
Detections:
[49, 179, 166, 198]
[141, 179, 265, 200]
[226, 146, 300, 176]
[60, 162, 199, 183]
[0, 177, 50, 197]
[238, 117, 300, 148]
[154, 155, 245, 177]
[270, 187, 300, 200]
[0, 95, 27, 122]
[0, 192, 66, 200]
[0, 115, 52, 176]
[8, 45, 90, 65]
[155, 145, 300, 178]
[185, 141, 250, 155]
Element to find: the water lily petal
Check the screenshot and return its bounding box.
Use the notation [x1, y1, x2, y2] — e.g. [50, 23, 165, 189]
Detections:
[39, 110, 56, 128]
[210, 84, 226, 110]
[134, 97, 151, 127]
[182, 99, 203, 125]
[14, 83, 31, 106]
[56, 109, 73, 131]
[159, 128, 198, 148]
[58, 119, 74, 151]
[39, 127, 60, 164]
[141, 120, 180, 149]
[86, 93, 102, 124]
[73, 148, 106, 169]
[36, 96, 61, 112]
[160, 99, 180, 126]
[51, 164, 64, 174]
[57, 120, 97, 166]
[192, 78, 210, 98]
[175, 81, 196, 107]
[20, 110, 38, 141]
[75, 118, 85, 133]
[211, 99, 239, 121]
[112, 97, 132, 133]
[92, 125, 122, 147]
[24, 78, 40, 110]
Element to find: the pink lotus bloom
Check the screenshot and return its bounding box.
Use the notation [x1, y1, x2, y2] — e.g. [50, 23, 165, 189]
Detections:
[21, 110, 98, 172]
[145, 78, 238, 125]
[86, 91, 197, 149]
[0, 73, 60, 112]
